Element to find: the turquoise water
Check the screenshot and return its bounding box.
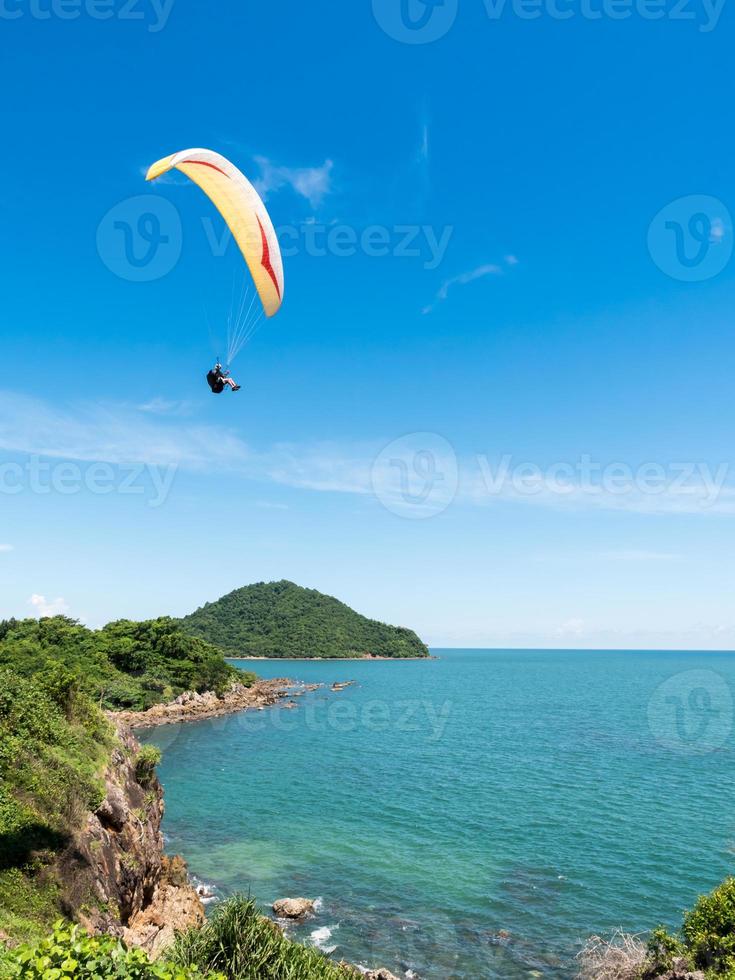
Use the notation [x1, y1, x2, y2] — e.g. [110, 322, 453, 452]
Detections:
[141, 650, 735, 978]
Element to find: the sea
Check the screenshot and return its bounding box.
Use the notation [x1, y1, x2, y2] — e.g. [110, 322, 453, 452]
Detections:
[139, 649, 735, 979]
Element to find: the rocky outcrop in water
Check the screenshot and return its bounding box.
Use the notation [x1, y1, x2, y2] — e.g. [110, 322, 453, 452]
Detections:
[113, 679, 296, 729]
[272, 897, 315, 919]
[59, 721, 203, 958]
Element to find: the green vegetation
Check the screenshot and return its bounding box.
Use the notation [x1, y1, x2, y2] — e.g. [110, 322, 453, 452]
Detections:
[179, 580, 430, 659]
[0, 591, 426, 971]
[581, 877, 735, 979]
[0, 669, 112, 943]
[134, 746, 162, 787]
[0, 612, 257, 948]
[0, 900, 362, 980]
[170, 896, 356, 979]
[0, 617, 242, 712]
[680, 877, 735, 976]
[0, 920, 221, 979]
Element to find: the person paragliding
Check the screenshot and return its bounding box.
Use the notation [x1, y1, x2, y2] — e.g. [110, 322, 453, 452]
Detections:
[206, 362, 241, 394]
[145, 148, 285, 397]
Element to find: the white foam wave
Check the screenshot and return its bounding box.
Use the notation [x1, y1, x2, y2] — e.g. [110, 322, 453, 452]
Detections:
[310, 924, 338, 954]
[192, 877, 218, 904]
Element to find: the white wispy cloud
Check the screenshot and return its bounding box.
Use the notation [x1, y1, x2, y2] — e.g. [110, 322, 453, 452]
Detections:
[137, 397, 196, 417]
[0, 544, 13, 553]
[423, 255, 518, 314]
[418, 122, 429, 165]
[601, 550, 682, 562]
[0, 392, 250, 471]
[253, 156, 334, 208]
[556, 617, 585, 636]
[28, 594, 69, 618]
[0, 393, 733, 519]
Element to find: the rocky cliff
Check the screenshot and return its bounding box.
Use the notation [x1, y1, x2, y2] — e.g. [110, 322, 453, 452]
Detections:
[57, 721, 203, 958]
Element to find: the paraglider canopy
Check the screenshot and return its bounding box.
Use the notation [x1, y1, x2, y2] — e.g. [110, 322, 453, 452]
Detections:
[146, 148, 284, 319]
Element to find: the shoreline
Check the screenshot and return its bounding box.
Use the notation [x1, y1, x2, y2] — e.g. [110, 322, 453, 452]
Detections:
[111, 678, 311, 729]
[226, 655, 437, 662]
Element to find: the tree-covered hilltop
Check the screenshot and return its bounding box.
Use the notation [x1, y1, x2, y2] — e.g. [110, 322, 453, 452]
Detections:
[0, 616, 250, 712]
[178, 580, 430, 659]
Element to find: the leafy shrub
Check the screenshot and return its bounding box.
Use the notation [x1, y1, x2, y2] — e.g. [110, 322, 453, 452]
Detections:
[682, 876, 735, 973]
[0, 920, 220, 979]
[642, 926, 689, 977]
[170, 895, 356, 979]
[134, 747, 161, 787]
[0, 617, 240, 713]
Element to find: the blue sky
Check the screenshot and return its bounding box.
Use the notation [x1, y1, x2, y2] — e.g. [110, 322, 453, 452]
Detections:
[1, 0, 734, 647]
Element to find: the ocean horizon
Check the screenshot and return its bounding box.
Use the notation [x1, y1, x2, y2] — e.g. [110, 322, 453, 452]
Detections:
[141, 648, 735, 978]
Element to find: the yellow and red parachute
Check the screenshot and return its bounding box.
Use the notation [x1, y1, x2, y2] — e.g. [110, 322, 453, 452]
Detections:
[146, 148, 284, 319]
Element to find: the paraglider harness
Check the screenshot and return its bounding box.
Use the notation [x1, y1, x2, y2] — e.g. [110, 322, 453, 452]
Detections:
[207, 363, 227, 394]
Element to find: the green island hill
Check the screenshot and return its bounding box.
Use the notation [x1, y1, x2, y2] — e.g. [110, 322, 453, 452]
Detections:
[178, 580, 430, 660]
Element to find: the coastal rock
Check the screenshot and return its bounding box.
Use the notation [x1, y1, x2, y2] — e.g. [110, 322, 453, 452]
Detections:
[652, 962, 705, 980]
[272, 897, 315, 919]
[124, 856, 204, 957]
[363, 970, 402, 980]
[331, 681, 356, 692]
[65, 722, 204, 958]
[112, 678, 293, 729]
[95, 785, 129, 832]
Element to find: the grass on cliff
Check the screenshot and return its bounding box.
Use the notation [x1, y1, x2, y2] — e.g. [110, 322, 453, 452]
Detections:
[170, 895, 357, 980]
[180, 580, 430, 660]
[0, 616, 246, 712]
[0, 668, 113, 943]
